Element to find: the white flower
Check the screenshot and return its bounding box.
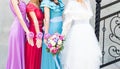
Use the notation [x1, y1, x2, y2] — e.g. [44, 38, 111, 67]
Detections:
[58, 40, 62, 45]
[51, 41, 56, 46]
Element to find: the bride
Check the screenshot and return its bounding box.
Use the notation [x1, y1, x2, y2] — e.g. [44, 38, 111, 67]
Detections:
[60, 0, 102, 69]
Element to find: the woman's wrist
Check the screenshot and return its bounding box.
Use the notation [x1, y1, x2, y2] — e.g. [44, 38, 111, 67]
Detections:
[44, 33, 51, 40]
[26, 32, 34, 39]
[26, 30, 30, 34]
[36, 32, 43, 39]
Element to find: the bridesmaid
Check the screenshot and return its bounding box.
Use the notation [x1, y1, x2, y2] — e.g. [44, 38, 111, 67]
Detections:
[25, 0, 44, 69]
[40, 0, 64, 69]
[6, 0, 31, 69]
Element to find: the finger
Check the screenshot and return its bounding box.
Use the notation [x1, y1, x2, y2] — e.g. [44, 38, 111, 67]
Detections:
[28, 39, 33, 46]
[39, 41, 42, 48]
[37, 44, 41, 48]
[28, 39, 31, 45]
[27, 38, 34, 46]
[37, 41, 42, 48]
[31, 39, 34, 46]
[37, 42, 41, 48]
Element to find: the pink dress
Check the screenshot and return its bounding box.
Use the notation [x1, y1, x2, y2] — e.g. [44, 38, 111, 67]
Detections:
[6, 0, 29, 69]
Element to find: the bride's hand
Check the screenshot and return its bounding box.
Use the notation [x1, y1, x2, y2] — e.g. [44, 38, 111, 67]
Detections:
[36, 39, 42, 48]
[26, 32, 34, 46]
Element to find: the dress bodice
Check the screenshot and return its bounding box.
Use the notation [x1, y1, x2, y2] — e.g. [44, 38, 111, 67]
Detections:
[62, 0, 93, 36]
[40, 0, 64, 19]
[26, 3, 44, 25]
[26, 3, 44, 32]
[64, 0, 93, 21]
[9, 0, 27, 18]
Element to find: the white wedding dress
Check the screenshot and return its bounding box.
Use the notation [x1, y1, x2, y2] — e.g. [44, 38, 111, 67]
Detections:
[60, 0, 102, 69]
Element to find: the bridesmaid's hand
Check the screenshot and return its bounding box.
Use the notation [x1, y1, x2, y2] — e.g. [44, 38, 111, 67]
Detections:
[27, 37, 34, 46]
[26, 32, 34, 46]
[36, 39, 42, 48]
[44, 39, 47, 45]
[44, 33, 51, 45]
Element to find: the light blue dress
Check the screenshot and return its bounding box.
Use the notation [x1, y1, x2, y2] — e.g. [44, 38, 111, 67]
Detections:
[40, 0, 64, 69]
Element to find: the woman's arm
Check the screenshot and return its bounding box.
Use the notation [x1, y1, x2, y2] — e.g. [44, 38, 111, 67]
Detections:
[11, 0, 29, 33]
[62, 14, 72, 37]
[29, 12, 42, 48]
[44, 6, 50, 34]
[29, 12, 40, 34]
[11, 0, 35, 46]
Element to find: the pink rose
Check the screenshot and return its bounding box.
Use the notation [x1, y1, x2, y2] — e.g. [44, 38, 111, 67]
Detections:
[59, 36, 64, 40]
[48, 44, 52, 48]
[51, 48, 58, 54]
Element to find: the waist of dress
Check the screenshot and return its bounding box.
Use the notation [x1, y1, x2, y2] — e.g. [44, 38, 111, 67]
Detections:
[50, 16, 63, 23]
[30, 20, 43, 26]
[73, 20, 90, 24]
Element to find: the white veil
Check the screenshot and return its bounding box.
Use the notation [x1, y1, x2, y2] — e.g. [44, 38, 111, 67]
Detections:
[64, 0, 93, 15]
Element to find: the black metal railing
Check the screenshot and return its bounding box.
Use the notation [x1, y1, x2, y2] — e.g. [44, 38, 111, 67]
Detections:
[95, 0, 120, 68]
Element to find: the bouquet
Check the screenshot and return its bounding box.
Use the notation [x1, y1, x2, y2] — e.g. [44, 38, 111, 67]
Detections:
[45, 33, 64, 55]
[44, 33, 64, 69]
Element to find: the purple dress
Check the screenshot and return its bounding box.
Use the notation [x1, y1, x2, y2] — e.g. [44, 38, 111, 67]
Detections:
[6, 0, 28, 69]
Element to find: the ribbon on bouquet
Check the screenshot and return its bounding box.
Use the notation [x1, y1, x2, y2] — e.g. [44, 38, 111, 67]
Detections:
[53, 55, 60, 69]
